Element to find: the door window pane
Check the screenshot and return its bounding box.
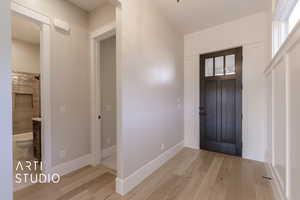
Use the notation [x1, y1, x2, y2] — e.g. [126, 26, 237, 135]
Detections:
[205, 58, 213, 77]
[215, 56, 224, 76]
[225, 55, 236, 75]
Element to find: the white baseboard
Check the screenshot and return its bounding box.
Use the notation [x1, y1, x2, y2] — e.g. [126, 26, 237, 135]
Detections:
[184, 144, 198, 150]
[51, 154, 92, 177]
[102, 145, 116, 159]
[116, 141, 184, 196]
[265, 163, 287, 200]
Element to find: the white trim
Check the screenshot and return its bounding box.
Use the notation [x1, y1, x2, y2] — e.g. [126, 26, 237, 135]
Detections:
[11, 2, 50, 25]
[0, 1, 13, 199]
[284, 55, 291, 199]
[11, 2, 52, 175]
[116, 141, 184, 196]
[40, 24, 52, 174]
[115, 5, 124, 179]
[51, 154, 92, 177]
[272, 21, 289, 57]
[90, 22, 116, 167]
[109, 0, 122, 7]
[266, 20, 300, 74]
[266, 163, 288, 200]
[90, 23, 116, 39]
[90, 37, 101, 166]
[102, 145, 117, 159]
[265, 16, 300, 200]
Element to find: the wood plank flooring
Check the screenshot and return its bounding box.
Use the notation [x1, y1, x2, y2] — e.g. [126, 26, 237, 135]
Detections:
[14, 148, 275, 200]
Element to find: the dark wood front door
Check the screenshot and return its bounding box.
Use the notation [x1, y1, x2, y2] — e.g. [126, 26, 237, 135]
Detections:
[200, 47, 242, 156]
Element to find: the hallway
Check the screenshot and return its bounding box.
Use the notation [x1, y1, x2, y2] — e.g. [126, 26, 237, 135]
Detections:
[14, 148, 274, 200]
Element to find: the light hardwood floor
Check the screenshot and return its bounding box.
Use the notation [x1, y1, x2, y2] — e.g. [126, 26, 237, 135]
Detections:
[14, 148, 275, 200]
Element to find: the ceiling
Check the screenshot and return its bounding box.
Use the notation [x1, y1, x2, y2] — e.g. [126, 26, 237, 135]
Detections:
[12, 15, 40, 45]
[153, 0, 268, 34]
[68, 0, 109, 12]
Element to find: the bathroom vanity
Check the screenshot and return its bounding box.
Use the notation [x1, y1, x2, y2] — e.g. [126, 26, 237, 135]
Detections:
[32, 118, 41, 161]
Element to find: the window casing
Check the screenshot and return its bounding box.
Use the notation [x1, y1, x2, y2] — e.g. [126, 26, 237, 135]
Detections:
[288, 0, 300, 33]
[272, 0, 300, 56]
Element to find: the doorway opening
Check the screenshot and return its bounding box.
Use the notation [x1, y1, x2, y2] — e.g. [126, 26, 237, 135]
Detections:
[99, 35, 117, 171]
[12, 14, 42, 190]
[11, 2, 52, 191]
[90, 23, 118, 173]
[199, 47, 243, 156]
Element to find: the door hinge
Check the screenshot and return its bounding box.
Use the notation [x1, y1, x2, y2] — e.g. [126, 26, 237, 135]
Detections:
[241, 114, 243, 120]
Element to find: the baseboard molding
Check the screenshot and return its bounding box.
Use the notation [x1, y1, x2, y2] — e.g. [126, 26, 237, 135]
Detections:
[265, 163, 287, 200]
[116, 141, 184, 196]
[102, 145, 116, 159]
[51, 154, 92, 177]
[183, 143, 198, 150]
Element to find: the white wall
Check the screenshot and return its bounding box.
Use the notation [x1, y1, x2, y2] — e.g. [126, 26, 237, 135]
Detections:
[0, 0, 13, 199]
[89, 3, 116, 32]
[14, 0, 91, 167]
[184, 12, 269, 162]
[12, 39, 40, 73]
[100, 36, 117, 150]
[119, 0, 184, 178]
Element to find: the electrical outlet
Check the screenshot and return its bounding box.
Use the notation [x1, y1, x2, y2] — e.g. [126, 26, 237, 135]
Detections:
[161, 144, 165, 151]
[60, 150, 66, 159]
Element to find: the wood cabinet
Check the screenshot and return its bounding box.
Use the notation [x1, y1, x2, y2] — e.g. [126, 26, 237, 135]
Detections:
[33, 119, 41, 161]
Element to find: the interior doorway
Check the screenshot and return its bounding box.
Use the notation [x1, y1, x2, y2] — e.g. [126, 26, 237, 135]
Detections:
[90, 23, 118, 173]
[99, 35, 117, 171]
[11, 2, 52, 191]
[11, 14, 42, 190]
[200, 47, 243, 156]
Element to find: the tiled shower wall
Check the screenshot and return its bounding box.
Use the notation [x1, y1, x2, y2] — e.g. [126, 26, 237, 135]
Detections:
[12, 71, 40, 135]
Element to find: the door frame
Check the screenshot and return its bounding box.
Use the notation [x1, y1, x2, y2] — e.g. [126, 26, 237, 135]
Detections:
[11, 2, 52, 174]
[90, 23, 116, 166]
[199, 47, 243, 156]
